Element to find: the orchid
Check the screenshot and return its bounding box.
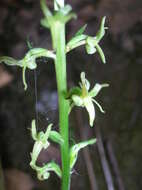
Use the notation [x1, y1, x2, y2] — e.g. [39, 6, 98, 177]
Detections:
[0, 0, 109, 188]
[30, 120, 52, 169]
[68, 72, 109, 127]
[30, 119, 63, 180]
[0, 48, 56, 90]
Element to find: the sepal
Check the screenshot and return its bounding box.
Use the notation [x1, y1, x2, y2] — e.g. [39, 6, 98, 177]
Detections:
[70, 138, 96, 170]
[89, 83, 109, 97]
[75, 24, 87, 37]
[49, 131, 64, 145]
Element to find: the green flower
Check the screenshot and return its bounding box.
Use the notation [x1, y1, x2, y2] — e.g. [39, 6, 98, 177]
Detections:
[30, 120, 52, 169]
[30, 120, 62, 181]
[0, 48, 55, 90]
[68, 72, 109, 127]
[85, 17, 107, 63]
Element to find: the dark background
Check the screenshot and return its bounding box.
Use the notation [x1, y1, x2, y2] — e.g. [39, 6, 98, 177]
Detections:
[0, 0, 142, 190]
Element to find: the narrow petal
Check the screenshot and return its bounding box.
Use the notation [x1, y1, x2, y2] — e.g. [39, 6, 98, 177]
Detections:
[92, 99, 105, 113]
[22, 66, 27, 90]
[96, 43, 106, 64]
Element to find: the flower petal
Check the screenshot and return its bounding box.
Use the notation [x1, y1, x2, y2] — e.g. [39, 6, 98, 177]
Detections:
[84, 97, 95, 127]
[70, 138, 96, 170]
[89, 83, 109, 97]
[92, 99, 105, 113]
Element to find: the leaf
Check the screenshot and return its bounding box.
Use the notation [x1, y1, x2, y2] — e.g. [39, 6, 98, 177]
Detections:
[49, 131, 64, 145]
[70, 138, 97, 170]
[75, 24, 87, 37]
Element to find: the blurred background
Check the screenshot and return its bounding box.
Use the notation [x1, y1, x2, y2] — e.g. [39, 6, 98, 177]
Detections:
[0, 0, 142, 190]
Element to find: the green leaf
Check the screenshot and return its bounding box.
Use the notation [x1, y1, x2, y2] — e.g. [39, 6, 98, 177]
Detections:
[49, 131, 64, 145]
[70, 138, 97, 170]
[75, 24, 87, 37]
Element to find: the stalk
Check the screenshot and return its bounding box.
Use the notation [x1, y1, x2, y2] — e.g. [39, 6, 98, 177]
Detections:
[51, 22, 70, 190]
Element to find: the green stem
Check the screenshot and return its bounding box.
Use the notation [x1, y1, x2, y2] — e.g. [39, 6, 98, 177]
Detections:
[51, 22, 70, 190]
